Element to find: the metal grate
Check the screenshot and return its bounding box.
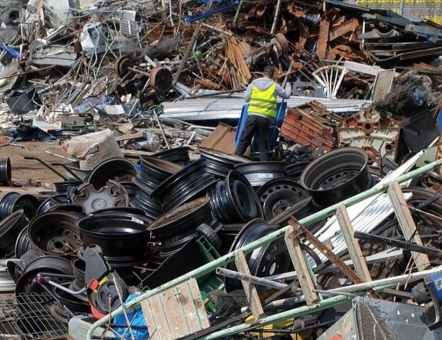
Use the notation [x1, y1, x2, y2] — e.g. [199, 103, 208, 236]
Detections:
[0, 293, 69, 339]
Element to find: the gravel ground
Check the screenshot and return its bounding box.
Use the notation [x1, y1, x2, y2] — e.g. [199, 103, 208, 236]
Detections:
[1, 142, 70, 301]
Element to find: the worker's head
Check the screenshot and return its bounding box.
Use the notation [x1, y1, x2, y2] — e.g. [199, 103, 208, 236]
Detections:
[263, 65, 274, 79]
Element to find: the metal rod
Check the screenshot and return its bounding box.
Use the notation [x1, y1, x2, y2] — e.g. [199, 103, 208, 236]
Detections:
[354, 231, 442, 258]
[216, 267, 288, 290]
[173, 0, 214, 84]
[313, 289, 358, 297]
[38, 276, 87, 296]
[152, 109, 171, 149]
[232, 0, 244, 25]
[87, 159, 442, 340]
[51, 162, 82, 181]
[24, 156, 69, 181]
[202, 266, 442, 339]
[291, 219, 366, 285]
[270, 0, 282, 35]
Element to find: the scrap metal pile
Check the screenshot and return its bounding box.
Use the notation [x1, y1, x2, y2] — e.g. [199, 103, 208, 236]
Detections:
[0, 0, 442, 339]
[0, 136, 442, 338]
[0, 0, 442, 131]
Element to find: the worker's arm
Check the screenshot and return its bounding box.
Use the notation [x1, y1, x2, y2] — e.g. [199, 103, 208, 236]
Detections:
[244, 83, 253, 102]
[275, 83, 292, 99]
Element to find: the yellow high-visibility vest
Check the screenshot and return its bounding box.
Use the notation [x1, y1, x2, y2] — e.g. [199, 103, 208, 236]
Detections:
[248, 83, 277, 119]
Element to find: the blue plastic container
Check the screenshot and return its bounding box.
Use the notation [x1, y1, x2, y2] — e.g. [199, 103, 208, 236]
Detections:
[234, 102, 287, 152]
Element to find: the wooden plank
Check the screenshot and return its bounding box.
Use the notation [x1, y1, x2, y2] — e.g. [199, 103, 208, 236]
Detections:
[235, 250, 264, 321]
[387, 181, 431, 271]
[372, 69, 396, 101]
[336, 204, 372, 282]
[141, 278, 210, 339]
[329, 18, 359, 41]
[115, 132, 144, 141]
[284, 224, 318, 305]
[317, 19, 330, 59]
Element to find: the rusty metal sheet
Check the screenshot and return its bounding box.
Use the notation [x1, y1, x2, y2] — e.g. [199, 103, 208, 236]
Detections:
[287, 4, 304, 17]
[329, 44, 367, 62]
[329, 18, 359, 41]
[199, 122, 237, 154]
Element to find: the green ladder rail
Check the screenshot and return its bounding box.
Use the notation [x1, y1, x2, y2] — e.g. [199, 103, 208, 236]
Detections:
[87, 158, 442, 340]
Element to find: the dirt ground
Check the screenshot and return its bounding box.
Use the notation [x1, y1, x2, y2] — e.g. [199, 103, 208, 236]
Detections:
[0, 141, 65, 197]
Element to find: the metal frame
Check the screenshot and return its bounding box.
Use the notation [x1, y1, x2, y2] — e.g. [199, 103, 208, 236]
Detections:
[87, 158, 442, 340]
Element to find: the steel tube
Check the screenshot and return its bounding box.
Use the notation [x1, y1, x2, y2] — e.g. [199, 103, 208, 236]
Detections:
[202, 265, 442, 339]
[87, 159, 442, 340]
[216, 267, 288, 290]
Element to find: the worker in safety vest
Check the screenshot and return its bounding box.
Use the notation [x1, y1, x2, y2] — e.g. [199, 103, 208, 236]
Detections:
[234, 65, 292, 161]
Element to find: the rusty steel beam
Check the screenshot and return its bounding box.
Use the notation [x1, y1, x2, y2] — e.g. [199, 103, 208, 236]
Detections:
[288, 217, 381, 299]
[317, 19, 330, 59]
[329, 18, 359, 41]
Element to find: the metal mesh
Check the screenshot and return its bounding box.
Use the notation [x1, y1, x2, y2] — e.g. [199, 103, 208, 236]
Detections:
[0, 293, 69, 339]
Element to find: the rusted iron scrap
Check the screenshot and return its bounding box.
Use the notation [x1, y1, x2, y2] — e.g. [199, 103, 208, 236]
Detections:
[0, 0, 440, 139]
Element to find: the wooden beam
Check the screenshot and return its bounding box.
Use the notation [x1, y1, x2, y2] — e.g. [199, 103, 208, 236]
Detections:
[387, 181, 431, 271]
[336, 203, 372, 282]
[235, 250, 264, 321]
[284, 223, 318, 305]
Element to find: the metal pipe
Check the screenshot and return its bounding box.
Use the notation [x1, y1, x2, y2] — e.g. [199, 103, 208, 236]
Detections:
[173, 0, 214, 85]
[265, 264, 442, 311]
[152, 109, 171, 149]
[87, 159, 442, 340]
[205, 285, 384, 339]
[313, 289, 358, 297]
[270, 0, 282, 35]
[232, 0, 244, 25]
[24, 156, 69, 181]
[51, 162, 82, 181]
[216, 267, 288, 290]
[202, 266, 442, 339]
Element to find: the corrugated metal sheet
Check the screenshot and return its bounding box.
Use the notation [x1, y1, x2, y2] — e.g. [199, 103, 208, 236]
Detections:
[161, 97, 372, 121]
[305, 150, 425, 267]
[358, 0, 442, 23]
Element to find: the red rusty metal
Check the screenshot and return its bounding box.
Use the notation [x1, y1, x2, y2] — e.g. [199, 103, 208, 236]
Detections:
[280, 104, 335, 151]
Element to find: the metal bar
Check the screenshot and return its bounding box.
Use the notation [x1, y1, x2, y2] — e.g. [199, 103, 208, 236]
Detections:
[270, 0, 282, 35]
[290, 218, 366, 285]
[202, 266, 442, 340]
[173, 0, 214, 85]
[232, 0, 244, 25]
[329, 18, 359, 41]
[24, 156, 69, 181]
[284, 224, 318, 305]
[184, 2, 239, 24]
[265, 249, 404, 281]
[354, 232, 442, 258]
[51, 162, 82, 181]
[235, 250, 264, 321]
[87, 159, 442, 340]
[336, 204, 372, 281]
[317, 19, 329, 59]
[388, 181, 431, 271]
[215, 267, 287, 290]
